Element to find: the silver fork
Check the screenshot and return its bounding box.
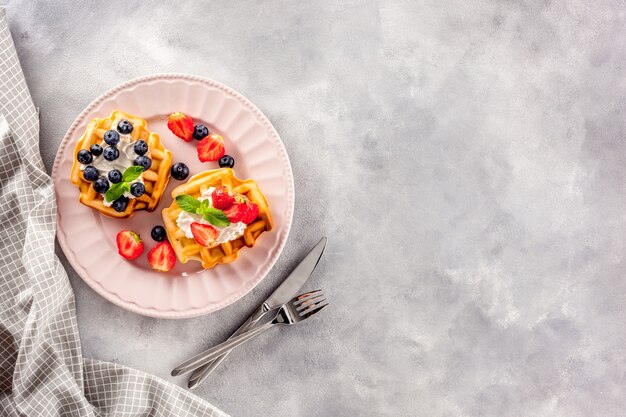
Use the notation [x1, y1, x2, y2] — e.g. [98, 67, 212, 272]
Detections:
[171, 290, 328, 377]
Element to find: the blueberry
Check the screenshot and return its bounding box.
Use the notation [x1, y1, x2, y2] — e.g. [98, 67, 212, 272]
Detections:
[103, 146, 119, 161]
[218, 154, 235, 168]
[112, 196, 129, 212]
[130, 182, 145, 197]
[134, 155, 152, 171]
[77, 149, 92, 164]
[93, 176, 109, 194]
[108, 169, 122, 184]
[170, 162, 189, 181]
[103, 129, 120, 146]
[193, 124, 209, 140]
[82, 166, 99, 181]
[133, 139, 148, 156]
[90, 144, 103, 156]
[151, 225, 166, 242]
[117, 120, 133, 134]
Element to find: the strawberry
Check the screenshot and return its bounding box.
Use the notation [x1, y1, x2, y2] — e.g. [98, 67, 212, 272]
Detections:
[167, 112, 194, 142]
[224, 202, 247, 223]
[148, 241, 176, 272]
[197, 134, 225, 162]
[190, 222, 219, 247]
[241, 202, 259, 224]
[116, 230, 144, 260]
[211, 186, 235, 210]
[225, 198, 259, 224]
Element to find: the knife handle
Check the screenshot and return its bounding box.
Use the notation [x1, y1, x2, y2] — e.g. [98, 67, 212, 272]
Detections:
[186, 304, 269, 388]
[185, 321, 275, 376]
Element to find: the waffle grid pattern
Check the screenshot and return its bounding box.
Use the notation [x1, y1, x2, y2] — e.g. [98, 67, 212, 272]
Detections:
[70, 110, 172, 218]
[162, 168, 273, 269]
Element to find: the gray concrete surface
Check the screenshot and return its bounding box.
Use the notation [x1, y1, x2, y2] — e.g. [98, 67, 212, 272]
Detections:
[5, 1, 625, 416]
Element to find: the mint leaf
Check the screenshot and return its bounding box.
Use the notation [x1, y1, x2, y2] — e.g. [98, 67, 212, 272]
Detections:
[105, 182, 129, 203]
[176, 194, 201, 213]
[200, 207, 230, 227]
[195, 199, 210, 216]
[123, 166, 144, 182]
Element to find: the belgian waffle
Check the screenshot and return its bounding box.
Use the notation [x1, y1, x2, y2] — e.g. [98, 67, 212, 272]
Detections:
[70, 110, 172, 218]
[162, 168, 273, 269]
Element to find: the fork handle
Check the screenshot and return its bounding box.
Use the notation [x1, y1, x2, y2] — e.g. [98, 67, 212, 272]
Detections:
[188, 305, 269, 389]
[172, 321, 275, 377]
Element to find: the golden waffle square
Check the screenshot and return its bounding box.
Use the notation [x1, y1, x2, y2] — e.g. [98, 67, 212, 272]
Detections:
[70, 110, 172, 218]
[162, 168, 273, 269]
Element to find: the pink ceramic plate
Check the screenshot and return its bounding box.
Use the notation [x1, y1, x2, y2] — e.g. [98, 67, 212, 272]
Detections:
[52, 74, 294, 319]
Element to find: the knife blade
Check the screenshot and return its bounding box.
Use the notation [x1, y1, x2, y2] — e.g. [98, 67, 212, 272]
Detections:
[264, 236, 327, 309]
[178, 237, 327, 386]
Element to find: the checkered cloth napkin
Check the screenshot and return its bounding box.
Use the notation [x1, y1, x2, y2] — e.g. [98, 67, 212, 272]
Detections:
[0, 9, 228, 417]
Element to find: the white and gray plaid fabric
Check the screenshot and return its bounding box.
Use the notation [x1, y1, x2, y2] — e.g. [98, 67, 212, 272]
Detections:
[0, 9, 228, 417]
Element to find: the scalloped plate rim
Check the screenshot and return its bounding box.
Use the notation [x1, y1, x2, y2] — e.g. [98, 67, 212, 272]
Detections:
[52, 73, 294, 319]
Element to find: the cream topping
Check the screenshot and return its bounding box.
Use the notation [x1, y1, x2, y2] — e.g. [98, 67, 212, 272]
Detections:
[176, 186, 246, 244]
[80, 133, 147, 206]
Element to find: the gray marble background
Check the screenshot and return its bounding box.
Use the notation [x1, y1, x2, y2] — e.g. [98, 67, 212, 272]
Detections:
[5, 0, 625, 416]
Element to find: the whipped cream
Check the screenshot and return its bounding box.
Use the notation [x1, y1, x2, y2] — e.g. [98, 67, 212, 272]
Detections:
[176, 186, 246, 245]
[80, 133, 147, 206]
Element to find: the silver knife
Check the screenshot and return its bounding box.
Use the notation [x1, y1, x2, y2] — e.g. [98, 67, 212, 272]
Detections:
[174, 236, 327, 388]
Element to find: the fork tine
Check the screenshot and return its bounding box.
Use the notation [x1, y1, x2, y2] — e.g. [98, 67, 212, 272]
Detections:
[293, 290, 323, 306]
[295, 295, 326, 311]
[299, 301, 329, 317]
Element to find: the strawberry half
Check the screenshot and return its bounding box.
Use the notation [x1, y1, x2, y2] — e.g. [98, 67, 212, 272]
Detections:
[190, 222, 219, 247]
[116, 230, 144, 260]
[167, 112, 194, 142]
[225, 198, 259, 224]
[241, 202, 259, 224]
[211, 186, 235, 210]
[224, 202, 247, 223]
[197, 134, 225, 162]
[148, 241, 176, 272]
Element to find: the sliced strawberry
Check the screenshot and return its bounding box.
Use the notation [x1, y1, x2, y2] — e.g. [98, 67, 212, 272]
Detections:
[224, 202, 247, 223]
[116, 230, 144, 260]
[167, 112, 194, 142]
[241, 202, 259, 224]
[211, 186, 235, 210]
[190, 222, 219, 247]
[148, 241, 176, 272]
[197, 134, 225, 162]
